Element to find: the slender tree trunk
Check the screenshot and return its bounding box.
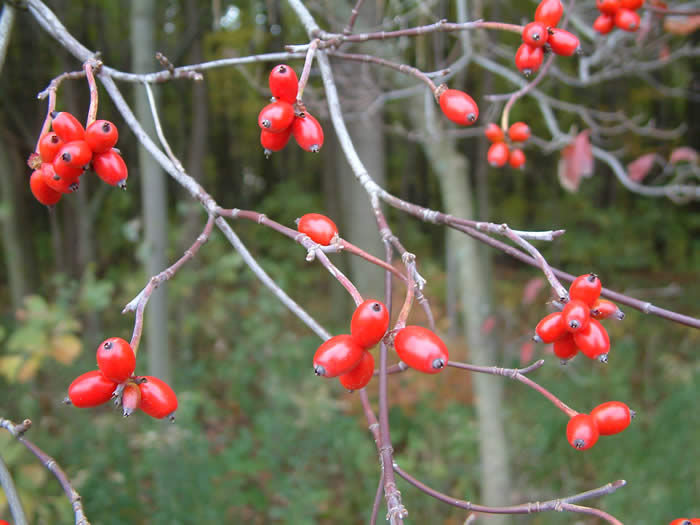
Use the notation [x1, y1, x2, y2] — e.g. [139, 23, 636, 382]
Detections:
[414, 96, 511, 522]
[131, 0, 171, 382]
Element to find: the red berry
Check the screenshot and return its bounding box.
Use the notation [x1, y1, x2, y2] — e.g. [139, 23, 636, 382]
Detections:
[534, 312, 567, 343]
[522, 22, 549, 47]
[535, 0, 564, 28]
[620, 0, 643, 8]
[596, 0, 620, 15]
[593, 14, 615, 34]
[38, 132, 64, 163]
[96, 337, 136, 383]
[548, 29, 580, 56]
[85, 120, 119, 153]
[508, 122, 531, 142]
[51, 111, 85, 142]
[515, 43, 544, 76]
[313, 334, 365, 377]
[351, 300, 390, 348]
[439, 89, 479, 126]
[121, 382, 142, 417]
[566, 413, 600, 450]
[339, 351, 374, 391]
[67, 370, 117, 408]
[553, 333, 578, 360]
[573, 318, 610, 362]
[261, 127, 292, 155]
[569, 273, 602, 306]
[487, 142, 510, 167]
[393, 325, 449, 374]
[92, 149, 128, 188]
[590, 401, 633, 435]
[258, 101, 295, 133]
[291, 113, 324, 152]
[30, 168, 62, 206]
[138, 376, 178, 420]
[508, 149, 526, 168]
[56, 140, 93, 169]
[269, 64, 299, 104]
[484, 123, 504, 143]
[591, 298, 624, 320]
[297, 213, 338, 245]
[45, 162, 81, 194]
[669, 521, 696, 525]
[614, 8, 640, 31]
[562, 299, 590, 332]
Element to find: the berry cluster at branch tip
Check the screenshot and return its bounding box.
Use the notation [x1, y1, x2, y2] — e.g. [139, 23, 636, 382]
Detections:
[29, 112, 127, 207]
[66, 337, 178, 420]
[534, 274, 624, 363]
[485, 122, 531, 168]
[566, 400, 634, 450]
[594, 0, 643, 34]
[259, 64, 324, 156]
[516, 0, 580, 76]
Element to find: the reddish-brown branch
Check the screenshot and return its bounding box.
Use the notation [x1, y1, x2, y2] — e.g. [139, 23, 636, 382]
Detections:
[83, 59, 100, 127]
[296, 38, 319, 103]
[343, 0, 365, 35]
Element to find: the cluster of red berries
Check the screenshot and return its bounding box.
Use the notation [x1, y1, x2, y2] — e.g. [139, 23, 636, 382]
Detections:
[29, 112, 127, 207]
[313, 300, 390, 390]
[670, 520, 700, 525]
[485, 122, 530, 168]
[259, 64, 324, 156]
[534, 274, 624, 363]
[594, 0, 643, 34]
[66, 337, 177, 420]
[516, 0, 581, 76]
[566, 400, 634, 450]
[438, 87, 479, 126]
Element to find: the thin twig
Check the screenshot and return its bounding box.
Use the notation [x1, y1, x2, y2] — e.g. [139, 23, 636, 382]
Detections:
[296, 38, 319, 102]
[143, 81, 185, 172]
[0, 453, 29, 525]
[83, 59, 101, 127]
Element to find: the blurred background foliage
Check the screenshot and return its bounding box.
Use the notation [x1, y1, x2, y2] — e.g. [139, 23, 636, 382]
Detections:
[0, 0, 698, 524]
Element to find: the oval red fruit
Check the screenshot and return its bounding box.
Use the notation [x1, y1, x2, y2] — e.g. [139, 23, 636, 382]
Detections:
[566, 413, 600, 450]
[515, 43, 544, 76]
[45, 162, 80, 194]
[351, 300, 390, 348]
[313, 334, 365, 377]
[85, 120, 119, 153]
[139, 376, 178, 419]
[620, 0, 643, 8]
[487, 142, 510, 167]
[591, 298, 624, 320]
[590, 401, 633, 435]
[393, 325, 449, 374]
[51, 111, 85, 142]
[96, 337, 136, 383]
[92, 149, 129, 188]
[339, 351, 374, 391]
[569, 273, 602, 306]
[508, 149, 526, 168]
[522, 22, 549, 47]
[30, 168, 62, 206]
[121, 382, 142, 417]
[38, 132, 65, 163]
[258, 101, 295, 133]
[669, 520, 695, 525]
[573, 318, 610, 362]
[56, 140, 93, 169]
[534, 312, 567, 343]
[269, 64, 299, 103]
[593, 14, 615, 34]
[596, 0, 620, 15]
[484, 123, 504, 143]
[562, 299, 590, 332]
[553, 333, 578, 361]
[292, 113, 324, 152]
[68, 370, 117, 408]
[439, 89, 479, 126]
[297, 213, 338, 245]
[548, 29, 580, 56]
[535, 0, 564, 28]
[614, 8, 640, 31]
[261, 127, 292, 155]
[508, 122, 531, 142]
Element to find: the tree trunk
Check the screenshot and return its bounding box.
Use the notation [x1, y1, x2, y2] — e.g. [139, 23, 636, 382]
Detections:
[130, 0, 171, 382]
[415, 96, 511, 522]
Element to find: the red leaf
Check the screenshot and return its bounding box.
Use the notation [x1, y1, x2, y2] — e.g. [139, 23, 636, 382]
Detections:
[664, 15, 700, 36]
[520, 341, 535, 366]
[669, 146, 698, 165]
[626, 153, 658, 182]
[557, 130, 593, 193]
[481, 316, 496, 336]
[522, 277, 546, 305]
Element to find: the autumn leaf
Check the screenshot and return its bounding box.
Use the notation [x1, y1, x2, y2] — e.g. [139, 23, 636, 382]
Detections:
[664, 15, 700, 36]
[557, 130, 593, 193]
[627, 153, 659, 182]
[51, 334, 83, 364]
[669, 146, 698, 164]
